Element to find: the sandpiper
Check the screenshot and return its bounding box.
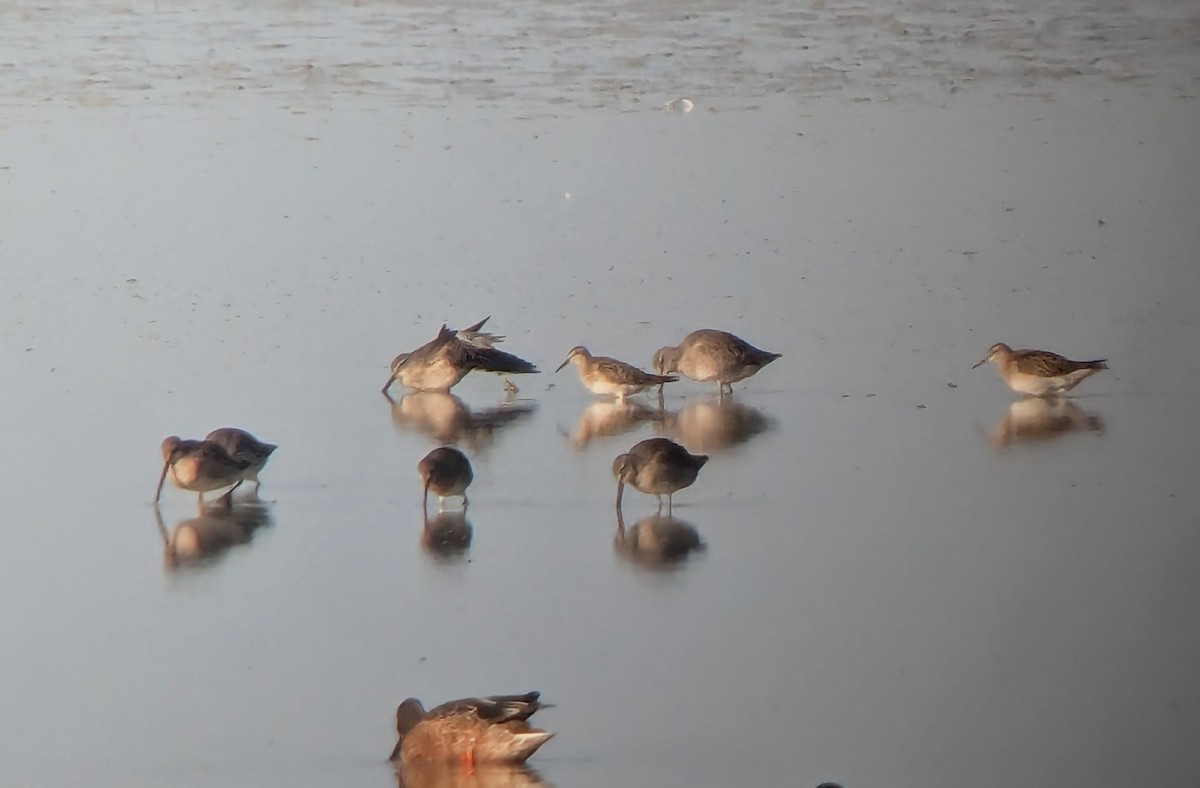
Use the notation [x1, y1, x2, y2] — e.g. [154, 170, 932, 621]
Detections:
[389, 692, 553, 767]
[155, 437, 252, 509]
[972, 342, 1108, 396]
[555, 346, 677, 401]
[382, 321, 538, 395]
[613, 437, 708, 516]
[418, 446, 474, 511]
[652, 329, 781, 395]
[204, 427, 277, 493]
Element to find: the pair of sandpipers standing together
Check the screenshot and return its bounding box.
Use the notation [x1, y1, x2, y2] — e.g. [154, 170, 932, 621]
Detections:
[152, 318, 1107, 770]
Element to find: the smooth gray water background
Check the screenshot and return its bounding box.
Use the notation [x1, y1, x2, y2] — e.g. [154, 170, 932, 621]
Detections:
[2, 1, 1199, 786]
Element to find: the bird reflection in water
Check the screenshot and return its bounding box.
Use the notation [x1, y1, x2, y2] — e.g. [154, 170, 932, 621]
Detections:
[566, 398, 665, 449]
[614, 508, 706, 568]
[386, 391, 536, 449]
[421, 510, 473, 561]
[154, 502, 272, 569]
[988, 397, 1105, 449]
[661, 396, 774, 453]
[396, 763, 547, 788]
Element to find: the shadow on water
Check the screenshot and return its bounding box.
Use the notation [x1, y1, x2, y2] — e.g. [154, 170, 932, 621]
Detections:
[421, 510, 474, 562]
[395, 763, 548, 788]
[564, 398, 666, 449]
[153, 501, 273, 570]
[386, 391, 537, 449]
[614, 509, 706, 569]
[659, 396, 775, 452]
[986, 397, 1105, 450]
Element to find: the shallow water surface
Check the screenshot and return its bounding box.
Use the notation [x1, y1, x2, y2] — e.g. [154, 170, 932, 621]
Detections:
[2, 2, 1200, 787]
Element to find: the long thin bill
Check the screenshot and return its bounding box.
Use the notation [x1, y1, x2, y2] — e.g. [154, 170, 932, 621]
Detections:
[154, 460, 171, 503]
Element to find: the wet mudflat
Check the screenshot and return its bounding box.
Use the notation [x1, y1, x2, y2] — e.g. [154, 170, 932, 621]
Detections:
[2, 1, 1199, 786]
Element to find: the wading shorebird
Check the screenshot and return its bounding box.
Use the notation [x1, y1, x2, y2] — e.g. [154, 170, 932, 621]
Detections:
[389, 692, 553, 768]
[155, 437, 252, 509]
[972, 342, 1108, 397]
[382, 319, 538, 395]
[418, 446, 474, 511]
[555, 346, 678, 401]
[204, 427, 277, 493]
[652, 329, 781, 395]
[613, 437, 708, 516]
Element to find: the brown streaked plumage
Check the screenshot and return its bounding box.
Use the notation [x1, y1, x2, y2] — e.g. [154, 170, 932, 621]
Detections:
[418, 447, 474, 511]
[652, 329, 781, 395]
[389, 693, 553, 767]
[155, 437, 252, 508]
[382, 321, 538, 394]
[613, 437, 708, 516]
[555, 345, 677, 401]
[972, 342, 1108, 396]
[204, 428, 277, 493]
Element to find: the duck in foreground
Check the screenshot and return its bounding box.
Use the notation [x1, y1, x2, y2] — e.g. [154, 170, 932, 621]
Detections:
[382, 319, 539, 394]
[389, 692, 553, 768]
[155, 437, 252, 509]
[613, 437, 708, 516]
[204, 428, 277, 493]
[972, 342, 1108, 396]
[652, 329, 781, 395]
[419, 447, 474, 511]
[555, 345, 677, 401]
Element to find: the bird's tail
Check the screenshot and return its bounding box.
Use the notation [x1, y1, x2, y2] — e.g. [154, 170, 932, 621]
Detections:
[510, 731, 554, 762]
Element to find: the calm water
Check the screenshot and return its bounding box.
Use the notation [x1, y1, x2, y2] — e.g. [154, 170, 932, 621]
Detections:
[2, 1, 1199, 786]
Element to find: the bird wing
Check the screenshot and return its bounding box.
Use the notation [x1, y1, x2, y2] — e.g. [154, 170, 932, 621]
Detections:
[593, 356, 673, 385]
[427, 692, 544, 724]
[458, 344, 539, 375]
[1012, 349, 1085, 376]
